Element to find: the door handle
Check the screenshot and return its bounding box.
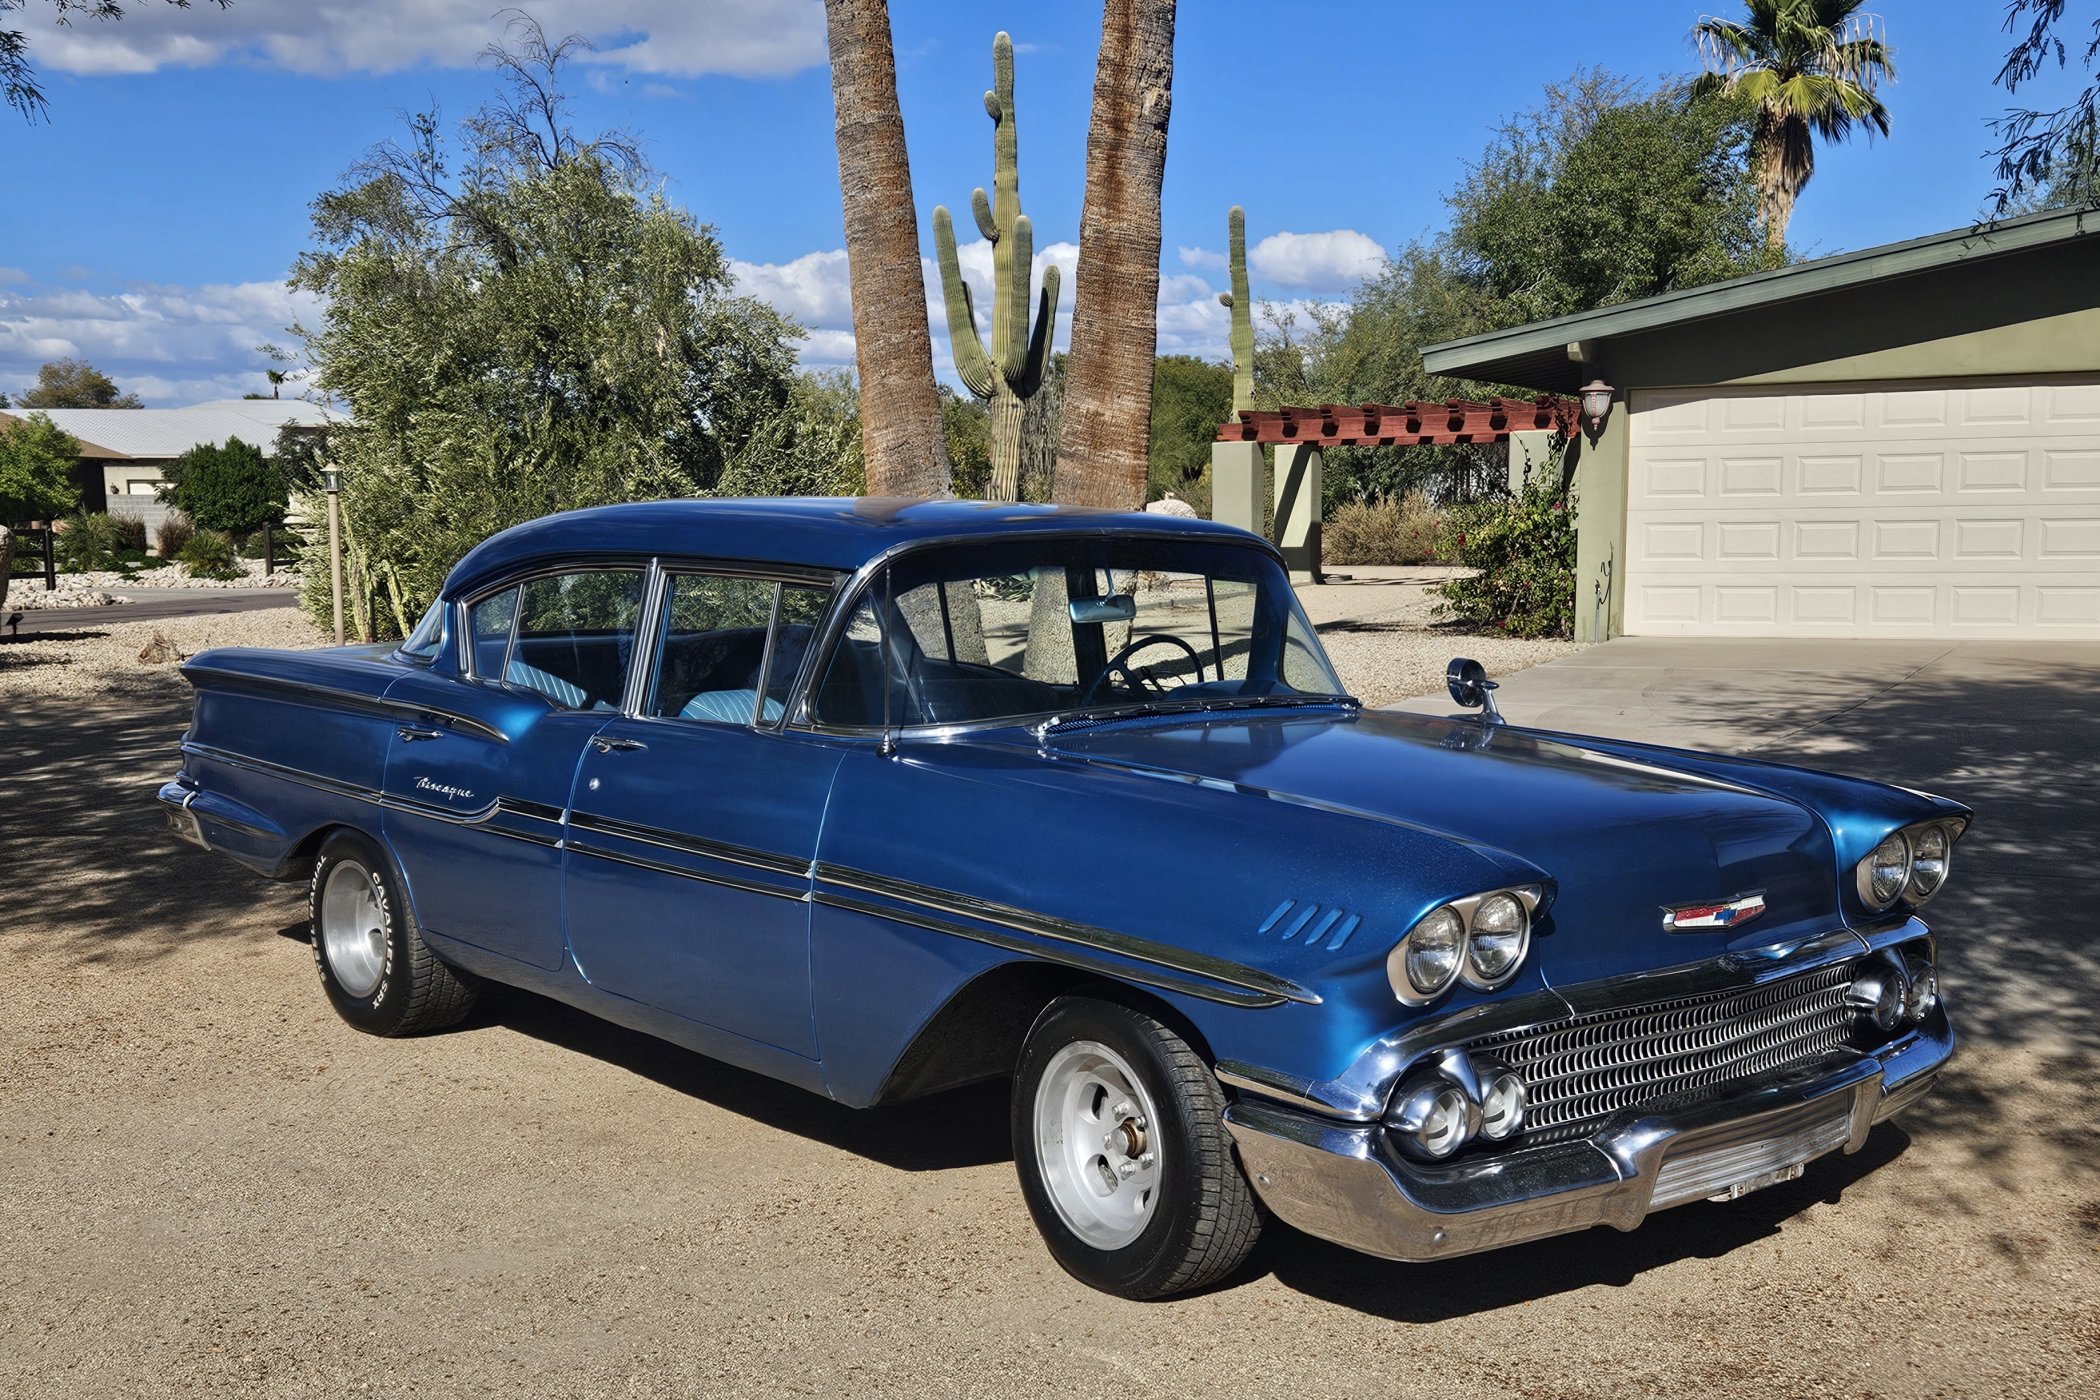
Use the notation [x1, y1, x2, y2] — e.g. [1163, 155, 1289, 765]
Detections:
[396, 725, 445, 742]
[589, 735, 648, 753]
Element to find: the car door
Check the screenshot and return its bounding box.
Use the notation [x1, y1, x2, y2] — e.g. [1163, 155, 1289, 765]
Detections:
[382, 567, 646, 972]
[562, 570, 842, 1057]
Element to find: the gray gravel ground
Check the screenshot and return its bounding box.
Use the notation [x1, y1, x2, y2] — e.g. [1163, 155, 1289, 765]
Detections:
[3, 578, 2092, 1398]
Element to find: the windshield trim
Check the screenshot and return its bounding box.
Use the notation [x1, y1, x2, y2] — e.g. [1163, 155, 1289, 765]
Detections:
[788, 529, 1346, 738]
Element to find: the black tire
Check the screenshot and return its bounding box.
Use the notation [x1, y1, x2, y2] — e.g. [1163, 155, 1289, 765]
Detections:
[1012, 996, 1262, 1299]
[308, 830, 478, 1036]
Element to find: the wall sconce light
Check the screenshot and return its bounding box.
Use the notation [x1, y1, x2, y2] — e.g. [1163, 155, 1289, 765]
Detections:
[1579, 379, 1615, 438]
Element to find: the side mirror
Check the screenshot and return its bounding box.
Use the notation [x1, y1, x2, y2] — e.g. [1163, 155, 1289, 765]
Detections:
[1070, 596, 1137, 625]
[1445, 657, 1504, 726]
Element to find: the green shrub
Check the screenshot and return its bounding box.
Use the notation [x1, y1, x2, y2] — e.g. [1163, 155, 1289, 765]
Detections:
[178, 527, 240, 580]
[155, 511, 196, 560]
[55, 512, 126, 571]
[110, 513, 148, 554]
[1324, 493, 1448, 566]
[1435, 471, 1575, 638]
[160, 436, 287, 537]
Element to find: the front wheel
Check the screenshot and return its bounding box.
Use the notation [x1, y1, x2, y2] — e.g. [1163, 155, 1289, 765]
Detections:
[309, 830, 479, 1036]
[1012, 997, 1261, 1298]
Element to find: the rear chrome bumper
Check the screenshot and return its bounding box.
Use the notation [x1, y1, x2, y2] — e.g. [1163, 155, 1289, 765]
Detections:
[1222, 1009, 1952, 1263]
[157, 781, 210, 850]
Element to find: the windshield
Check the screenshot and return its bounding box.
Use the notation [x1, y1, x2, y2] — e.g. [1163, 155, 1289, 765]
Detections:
[810, 536, 1349, 730]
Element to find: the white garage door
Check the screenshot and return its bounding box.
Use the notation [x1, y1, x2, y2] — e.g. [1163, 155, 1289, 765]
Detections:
[1624, 379, 2100, 638]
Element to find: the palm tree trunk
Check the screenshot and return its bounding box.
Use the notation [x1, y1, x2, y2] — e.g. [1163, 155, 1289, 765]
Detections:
[1053, 0, 1176, 510]
[824, 0, 953, 498]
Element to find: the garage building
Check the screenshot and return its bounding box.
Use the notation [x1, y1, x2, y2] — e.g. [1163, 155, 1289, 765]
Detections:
[1423, 209, 2100, 641]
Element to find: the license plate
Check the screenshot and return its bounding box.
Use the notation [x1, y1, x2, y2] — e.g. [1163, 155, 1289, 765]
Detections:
[1708, 1160, 1805, 1202]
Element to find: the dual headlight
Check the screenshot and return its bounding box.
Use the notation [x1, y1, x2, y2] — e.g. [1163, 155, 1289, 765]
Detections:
[1855, 818, 1965, 913]
[1387, 887, 1542, 1006]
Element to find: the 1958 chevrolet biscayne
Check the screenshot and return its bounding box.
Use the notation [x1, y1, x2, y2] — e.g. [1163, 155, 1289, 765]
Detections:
[160, 499, 1963, 1298]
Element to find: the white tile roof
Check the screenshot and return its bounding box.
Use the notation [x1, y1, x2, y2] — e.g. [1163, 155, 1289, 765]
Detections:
[0, 399, 347, 459]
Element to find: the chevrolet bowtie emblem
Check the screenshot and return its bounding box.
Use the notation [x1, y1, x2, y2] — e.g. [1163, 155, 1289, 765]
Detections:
[1662, 892, 1766, 932]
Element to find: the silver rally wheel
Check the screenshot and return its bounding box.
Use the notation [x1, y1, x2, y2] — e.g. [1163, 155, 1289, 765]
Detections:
[1033, 1039, 1164, 1250]
[307, 830, 479, 1037]
[318, 858, 387, 999]
[1011, 997, 1263, 1298]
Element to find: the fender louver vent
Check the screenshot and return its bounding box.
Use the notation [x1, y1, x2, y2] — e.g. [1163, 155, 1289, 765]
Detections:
[1257, 898, 1363, 952]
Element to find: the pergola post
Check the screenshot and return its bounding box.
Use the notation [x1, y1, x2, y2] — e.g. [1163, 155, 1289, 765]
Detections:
[1209, 439, 1264, 537]
[1273, 443, 1322, 583]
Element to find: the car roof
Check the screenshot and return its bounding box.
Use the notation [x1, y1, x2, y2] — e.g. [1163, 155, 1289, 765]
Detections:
[444, 497, 1268, 597]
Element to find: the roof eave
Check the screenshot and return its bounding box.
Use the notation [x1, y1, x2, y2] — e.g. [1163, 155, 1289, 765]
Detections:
[1422, 207, 2100, 382]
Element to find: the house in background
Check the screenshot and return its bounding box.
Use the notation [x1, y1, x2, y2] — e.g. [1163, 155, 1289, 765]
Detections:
[0, 398, 345, 532]
[1424, 208, 2100, 641]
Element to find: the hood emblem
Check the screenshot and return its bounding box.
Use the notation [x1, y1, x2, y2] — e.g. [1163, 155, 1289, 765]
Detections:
[1663, 891, 1766, 932]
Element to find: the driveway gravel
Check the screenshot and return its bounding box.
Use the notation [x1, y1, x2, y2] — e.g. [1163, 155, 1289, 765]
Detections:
[4, 583, 2091, 1398]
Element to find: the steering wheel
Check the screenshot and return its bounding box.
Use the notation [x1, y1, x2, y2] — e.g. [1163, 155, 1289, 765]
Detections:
[1080, 634, 1206, 704]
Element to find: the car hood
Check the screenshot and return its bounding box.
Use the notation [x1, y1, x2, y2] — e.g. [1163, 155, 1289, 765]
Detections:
[1026, 706, 1854, 985]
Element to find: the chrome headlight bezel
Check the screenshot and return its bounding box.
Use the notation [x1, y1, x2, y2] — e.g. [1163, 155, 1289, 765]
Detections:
[1855, 818, 1966, 913]
[1388, 886, 1542, 1006]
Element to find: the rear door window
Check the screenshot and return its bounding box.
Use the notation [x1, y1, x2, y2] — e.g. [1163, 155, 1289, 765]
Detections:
[474, 570, 645, 711]
[650, 575, 835, 726]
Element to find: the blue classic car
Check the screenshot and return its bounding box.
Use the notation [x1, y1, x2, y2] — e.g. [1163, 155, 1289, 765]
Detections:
[159, 499, 1963, 1298]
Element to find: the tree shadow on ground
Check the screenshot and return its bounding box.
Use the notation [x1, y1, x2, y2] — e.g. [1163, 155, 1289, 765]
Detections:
[487, 984, 1015, 1174]
[1, 696, 301, 967]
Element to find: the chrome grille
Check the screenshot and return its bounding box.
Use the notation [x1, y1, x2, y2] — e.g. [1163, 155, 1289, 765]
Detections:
[1466, 961, 1859, 1144]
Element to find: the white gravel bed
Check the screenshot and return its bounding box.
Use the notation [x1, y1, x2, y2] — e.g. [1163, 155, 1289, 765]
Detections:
[0, 610, 327, 701]
[3, 578, 133, 610]
[64, 557, 302, 590]
[1298, 566, 1584, 708]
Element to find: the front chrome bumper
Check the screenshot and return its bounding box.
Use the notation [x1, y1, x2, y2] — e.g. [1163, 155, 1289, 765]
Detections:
[1222, 1009, 1952, 1263]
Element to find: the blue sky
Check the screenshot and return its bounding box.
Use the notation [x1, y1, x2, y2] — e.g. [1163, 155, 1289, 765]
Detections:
[0, 0, 2086, 405]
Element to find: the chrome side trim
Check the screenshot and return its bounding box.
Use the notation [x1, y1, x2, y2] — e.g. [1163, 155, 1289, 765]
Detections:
[1214, 1061, 1339, 1113]
[813, 889, 1283, 1010]
[183, 666, 512, 744]
[567, 839, 805, 901]
[567, 810, 810, 880]
[813, 862, 1318, 1008]
[181, 741, 564, 848]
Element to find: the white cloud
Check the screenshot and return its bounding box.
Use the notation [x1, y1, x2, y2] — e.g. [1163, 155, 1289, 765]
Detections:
[0, 277, 318, 406]
[26, 1, 826, 80]
[1247, 229, 1385, 291]
[1177, 245, 1226, 271]
[730, 249, 854, 330]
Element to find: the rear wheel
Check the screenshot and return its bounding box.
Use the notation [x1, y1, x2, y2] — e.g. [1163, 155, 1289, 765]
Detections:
[309, 830, 478, 1036]
[1012, 997, 1261, 1299]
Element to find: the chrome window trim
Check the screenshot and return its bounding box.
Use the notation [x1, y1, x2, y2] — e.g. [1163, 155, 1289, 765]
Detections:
[626, 566, 844, 731]
[623, 558, 669, 718]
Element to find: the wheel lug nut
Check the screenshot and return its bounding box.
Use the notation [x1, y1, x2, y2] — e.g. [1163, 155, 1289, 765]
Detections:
[1111, 1101, 1134, 1120]
[1138, 1151, 1155, 1167]
[1116, 1161, 1137, 1179]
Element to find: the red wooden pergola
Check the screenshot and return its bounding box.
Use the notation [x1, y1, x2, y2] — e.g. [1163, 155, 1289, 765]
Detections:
[1215, 396, 1574, 447]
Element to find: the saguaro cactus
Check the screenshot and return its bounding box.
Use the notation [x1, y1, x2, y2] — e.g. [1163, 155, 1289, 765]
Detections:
[1216, 205, 1254, 415]
[934, 31, 1059, 501]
